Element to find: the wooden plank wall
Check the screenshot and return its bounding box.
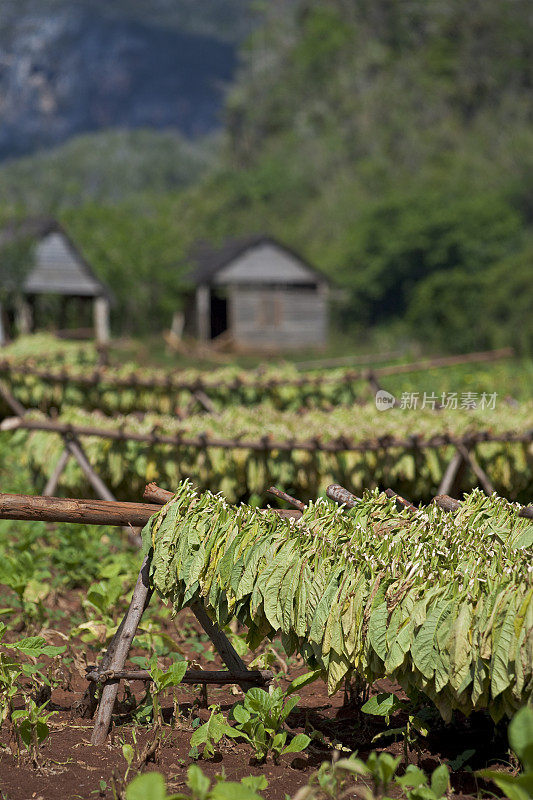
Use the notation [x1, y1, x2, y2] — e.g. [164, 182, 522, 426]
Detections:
[231, 286, 327, 348]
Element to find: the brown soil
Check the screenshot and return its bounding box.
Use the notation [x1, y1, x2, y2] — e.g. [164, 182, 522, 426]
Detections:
[0, 595, 507, 800]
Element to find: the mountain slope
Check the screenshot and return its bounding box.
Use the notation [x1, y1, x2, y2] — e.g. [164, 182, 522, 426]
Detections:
[0, 2, 247, 159]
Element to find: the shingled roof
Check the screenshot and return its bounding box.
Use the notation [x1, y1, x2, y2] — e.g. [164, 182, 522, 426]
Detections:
[0, 217, 111, 299]
[188, 234, 328, 285]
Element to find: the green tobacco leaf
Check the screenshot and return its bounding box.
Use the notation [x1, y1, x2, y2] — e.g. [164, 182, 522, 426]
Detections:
[476, 770, 531, 800]
[125, 772, 167, 800]
[282, 733, 311, 754]
[368, 601, 388, 661]
[508, 706, 533, 772]
[286, 669, 321, 696]
[362, 692, 403, 718]
[412, 598, 453, 679]
[10, 637, 65, 658]
[430, 764, 450, 798]
[511, 525, 533, 550]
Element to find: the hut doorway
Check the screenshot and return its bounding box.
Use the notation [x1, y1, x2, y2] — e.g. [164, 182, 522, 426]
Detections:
[210, 289, 228, 339]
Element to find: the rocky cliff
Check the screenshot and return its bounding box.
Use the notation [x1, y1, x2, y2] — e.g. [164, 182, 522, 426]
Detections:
[0, 1, 248, 160]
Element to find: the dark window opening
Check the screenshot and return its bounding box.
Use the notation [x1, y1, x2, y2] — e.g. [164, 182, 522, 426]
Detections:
[210, 291, 228, 339]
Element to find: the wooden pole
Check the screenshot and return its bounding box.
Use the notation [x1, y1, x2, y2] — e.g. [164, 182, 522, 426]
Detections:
[437, 449, 465, 496]
[63, 436, 116, 502]
[93, 296, 110, 346]
[455, 443, 494, 495]
[0, 490, 301, 525]
[0, 493, 161, 527]
[267, 486, 306, 512]
[86, 668, 272, 686]
[0, 347, 514, 394]
[193, 390, 220, 416]
[5, 414, 532, 454]
[384, 488, 417, 512]
[91, 556, 152, 745]
[326, 484, 359, 508]
[0, 380, 26, 417]
[143, 483, 173, 505]
[143, 483, 302, 520]
[433, 495, 462, 513]
[43, 449, 71, 496]
[190, 603, 252, 693]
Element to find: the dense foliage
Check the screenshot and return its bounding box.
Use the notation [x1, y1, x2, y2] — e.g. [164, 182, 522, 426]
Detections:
[144, 482, 533, 720]
[2, 0, 533, 346]
[0, 130, 214, 211]
[14, 401, 533, 503]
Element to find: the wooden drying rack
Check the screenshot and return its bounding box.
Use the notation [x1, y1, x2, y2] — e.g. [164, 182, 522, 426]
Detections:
[0, 482, 298, 745]
[0, 481, 531, 744]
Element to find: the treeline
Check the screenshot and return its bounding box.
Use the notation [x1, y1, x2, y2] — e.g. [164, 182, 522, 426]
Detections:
[1, 0, 533, 350]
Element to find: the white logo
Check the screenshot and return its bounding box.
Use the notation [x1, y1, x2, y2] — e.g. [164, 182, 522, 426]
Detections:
[375, 390, 396, 411]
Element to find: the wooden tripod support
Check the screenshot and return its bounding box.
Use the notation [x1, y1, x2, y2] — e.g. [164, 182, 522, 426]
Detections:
[87, 484, 272, 745]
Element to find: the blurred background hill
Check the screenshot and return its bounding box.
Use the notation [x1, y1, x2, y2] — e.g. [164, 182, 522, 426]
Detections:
[1, 0, 532, 351]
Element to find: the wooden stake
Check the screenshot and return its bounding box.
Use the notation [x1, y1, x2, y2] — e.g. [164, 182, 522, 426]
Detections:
[267, 486, 306, 512]
[437, 449, 465, 496]
[384, 488, 417, 512]
[190, 603, 252, 693]
[326, 484, 359, 508]
[43, 449, 71, 496]
[91, 556, 153, 745]
[86, 668, 272, 686]
[456, 443, 494, 495]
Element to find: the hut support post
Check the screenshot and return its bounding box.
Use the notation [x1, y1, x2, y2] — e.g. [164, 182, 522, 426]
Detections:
[16, 297, 33, 336]
[93, 296, 110, 345]
[196, 285, 210, 343]
[0, 302, 6, 346]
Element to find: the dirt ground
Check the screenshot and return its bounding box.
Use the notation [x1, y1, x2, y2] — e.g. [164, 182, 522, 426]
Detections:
[0, 602, 508, 800]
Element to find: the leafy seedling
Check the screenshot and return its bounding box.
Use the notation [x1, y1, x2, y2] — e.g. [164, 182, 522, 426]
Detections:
[189, 705, 241, 760]
[231, 687, 310, 763]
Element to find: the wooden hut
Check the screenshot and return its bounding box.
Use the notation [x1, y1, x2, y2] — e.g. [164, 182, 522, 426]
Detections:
[187, 235, 329, 350]
[0, 218, 111, 345]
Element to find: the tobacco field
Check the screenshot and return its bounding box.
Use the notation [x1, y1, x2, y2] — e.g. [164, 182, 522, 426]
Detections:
[0, 340, 531, 799]
[10, 400, 533, 503]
